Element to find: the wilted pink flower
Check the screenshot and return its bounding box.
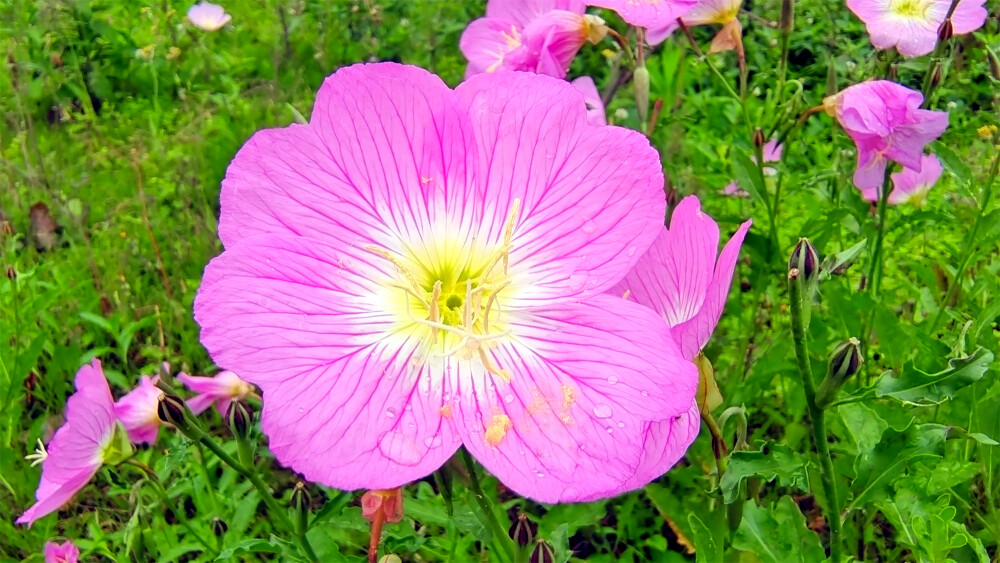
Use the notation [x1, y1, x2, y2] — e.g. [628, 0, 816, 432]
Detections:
[861, 153, 942, 205]
[720, 139, 782, 197]
[177, 371, 253, 415]
[114, 375, 163, 445]
[571, 76, 606, 125]
[824, 80, 948, 191]
[460, 0, 606, 78]
[611, 196, 750, 487]
[646, 0, 745, 51]
[19, 360, 130, 526]
[44, 541, 80, 563]
[187, 2, 231, 31]
[194, 63, 698, 502]
[847, 0, 987, 58]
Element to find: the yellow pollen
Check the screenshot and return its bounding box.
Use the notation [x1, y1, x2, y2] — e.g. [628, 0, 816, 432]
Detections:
[890, 0, 930, 18]
[621, 289, 631, 300]
[440, 404, 453, 418]
[484, 414, 511, 446]
[561, 385, 576, 411]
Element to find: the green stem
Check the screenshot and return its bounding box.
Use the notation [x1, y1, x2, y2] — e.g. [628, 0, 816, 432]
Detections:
[460, 449, 516, 563]
[860, 167, 894, 370]
[788, 272, 843, 562]
[193, 442, 220, 516]
[929, 147, 1000, 332]
[125, 459, 218, 556]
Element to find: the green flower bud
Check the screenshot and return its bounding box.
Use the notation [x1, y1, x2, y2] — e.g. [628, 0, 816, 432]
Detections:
[530, 540, 555, 563]
[157, 394, 187, 427]
[633, 66, 650, 126]
[508, 513, 537, 547]
[789, 238, 819, 282]
[225, 399, 254, 440]
[815, 338, 863, 408]
[211, 517, 228, 537]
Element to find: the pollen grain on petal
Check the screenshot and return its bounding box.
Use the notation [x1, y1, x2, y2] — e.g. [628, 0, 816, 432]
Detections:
[484, 414, 512, 447]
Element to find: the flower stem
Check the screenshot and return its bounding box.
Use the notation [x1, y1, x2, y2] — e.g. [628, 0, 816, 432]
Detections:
[460, 449, 516, 563]
[124, 459, 218, 556]
[860, 167, 894, 371]
[788, 271, 843, 561]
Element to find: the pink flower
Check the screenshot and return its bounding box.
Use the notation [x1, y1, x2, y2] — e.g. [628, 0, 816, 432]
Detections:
[18, 360, 129, 527]
[571, 76, 607, 125]
[611, 196, 750, 487]
[177, 371, 253, 415]
[187, 2, 231, 31]
[847, 0, 988, 58]
[114, 375, 163, 445]
[860, 153, 942, 205]
[194, 63, 698, 502]
[646, 0, 745, 50]
[460, 0, 605, 78]
[720, 139, 782, 197]
[824, 80, 948, 191]
[589, 0, 699, 29]
[44, 541, 80, 563]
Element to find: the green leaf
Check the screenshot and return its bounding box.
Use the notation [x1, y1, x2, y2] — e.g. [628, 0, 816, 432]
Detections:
[819, 238, 867, 278]
[933, 142, 972, 186]
[688, 514, 723, 563]
[215, 539, 283, 560]
[873, 347, 993, 406]
[838, 402, 888, 453]
[733, 497, 824, 563]
[720, 443, 810, 503]
[731, 147, 769, 210]
[847, 427, 942, 513]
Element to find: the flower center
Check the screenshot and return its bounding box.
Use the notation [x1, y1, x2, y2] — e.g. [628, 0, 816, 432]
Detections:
[371, 199, 522, 380]
[890, 0, 930, 18]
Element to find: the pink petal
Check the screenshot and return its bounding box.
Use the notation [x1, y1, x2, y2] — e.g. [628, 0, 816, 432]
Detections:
[884, 110, 949, 169]
[588, 0, 699, 27]
[218, 63, 475, 257]
[44, 540, 80, 563]
[456, 71, 665, 304]
[646, 21, 679, 45]
[18, 468, 96, 527]
[683, 0, 743, 26]
[854, 143, 889, 192]
[570, 76, 607, 126]
[521, 10, 588, 78]
[460, 17, 523, 76]
[888, 153, 942, 204]
[114, 375, 162, 445]
[486, 0, 585, 27]
[951, 0, 987, 34]
[452, 295, 698, 502]
[619, 402, 700, 491]
[194, 234, 459, 489]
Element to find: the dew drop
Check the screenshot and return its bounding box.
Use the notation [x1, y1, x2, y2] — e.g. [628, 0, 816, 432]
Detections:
[581, 220, 598, 235]
[641, 391, 648, 397]
[568, 272, 588, 291]
[503, 393, 515, 404]
[536, 471, 545, 478]
[617, 421, 625, 428]
[404, 404, 412, 411]
[385, 407, 397, 418]
[607, 375, 618, 385]
[627, 246, 637, 257]
[606, 427, 614, 434]
[593, 404, 613, 418]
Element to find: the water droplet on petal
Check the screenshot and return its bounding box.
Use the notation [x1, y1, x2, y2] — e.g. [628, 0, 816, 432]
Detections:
[581, 220, 597, 234]
[627, 246, 637, 257]
[536, 471, 545, 478]
[641, 391, 648, 397]
[593, 404, 613, 418]
[607, 375, 618, 385]
[606, 427, 614, 433]
[503, 393, 515, 404]
[568, 272, 588, 291]
[617, 421, 625, 428]
[385, 407, 397, 418]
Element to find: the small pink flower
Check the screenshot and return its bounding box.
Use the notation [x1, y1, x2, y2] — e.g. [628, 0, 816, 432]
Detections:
[646, 0, 745, 50]
[461, 0, 604, 78]
[860, 153, 942, 206]
[187, 2, 231, 31]
[720, 139, 782, 197]
[176, 371, 253, 415]
[19, 360, 124, 527]
[611, 196, 750, 488]
[44, 540, 80, 563]
[194, 63, 697, 502]
[847, 0, 987, 58]
[114, 375, 164, 445]
[824, 80, 948, 191]
[571, 76, 606, 125]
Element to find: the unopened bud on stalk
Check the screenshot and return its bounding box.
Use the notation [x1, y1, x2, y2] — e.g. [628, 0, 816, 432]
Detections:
[211, 517, 228, 537]
[530, 540, 556, 563]
[225, 398, 253, 440]
[509, 512, 537, 547]
[157, 394, 187, 427]
[929, 61, 943, 88]
[752, 127, 766, 149]
[937, 18, 953, 43]
[5, 265, 14, 280]
[291, 481, 312, 516]
[779, 0, 794, 35]
[633, 65, 650, 126]
[789, 238, 819, 282]
[988, 50, 1000, 81]
[815, 338, 863, 408]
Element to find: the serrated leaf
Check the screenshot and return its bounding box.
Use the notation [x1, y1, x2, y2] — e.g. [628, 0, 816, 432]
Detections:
[874, 347, 993, 406]
[688, 514, 723, 563]
[720, 443, 810, 503]
[847, 427, 942, 513]
[733, 497, 824, 563]
[838, 402, 888, 453]
[732, 147, 769, 210]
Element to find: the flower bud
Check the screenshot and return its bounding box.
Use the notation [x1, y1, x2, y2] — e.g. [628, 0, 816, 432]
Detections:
[5, 265, 15, 280]
[508, 513, 537, 547]
[752, 127, 766, 149]
[815, 338, 863, 408]
[779, 0, 794, 36]
[211, 517, 228, 536]
[929, 61, 943, 88]
[633, 66, 650, 125]
[378, 556, 402, 563]
[788, 238, 818, 282]
[157, 394, 187, 427]
[887, 62, 898, 81]
[291, 481, 312, 516]
[225, 398, 253, 440]
[988, 50, 1000, 81]
[937, 18, 953, 43]
[530, 540, 555, 563]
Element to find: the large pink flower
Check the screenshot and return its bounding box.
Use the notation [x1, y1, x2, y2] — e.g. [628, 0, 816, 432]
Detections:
[847, 0, 988, 58]
[44, 540, 80, 563]
[177, 371, 254, 415]
[460, 0, 604, 78]
[824, 80, 948, 191]
[194, 63, 698, 503]
[114, 375, 163, 445]
[18, 360, 126, 526]
[611, 196, 750, 486]
[860, 153, 942, 206]
[589, 0, 699, 29]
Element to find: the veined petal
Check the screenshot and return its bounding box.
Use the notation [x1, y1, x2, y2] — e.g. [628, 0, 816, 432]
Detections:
[619, 402, 700, 491]
[588, 0, 699, 27]
[456, 72, 665, 304]
[17, 468, 96, 527]
[451, 295, 697, 502]
[219, 63, 477, 261]
[487, 0, 586, 27]
[460, 17, 524, 77]
[194, 234, 459, 489]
